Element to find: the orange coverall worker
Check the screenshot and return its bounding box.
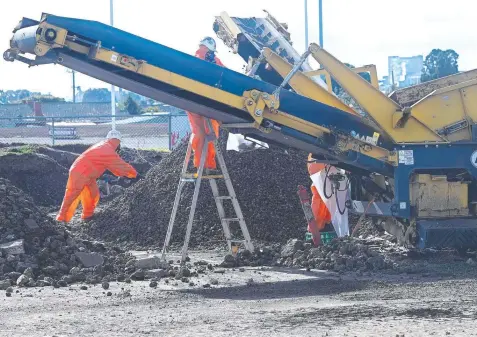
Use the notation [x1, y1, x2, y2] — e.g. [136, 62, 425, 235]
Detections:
[307, 153, 332, 240]
[186, 45, 224, 169]
[56, 137, 137, 222]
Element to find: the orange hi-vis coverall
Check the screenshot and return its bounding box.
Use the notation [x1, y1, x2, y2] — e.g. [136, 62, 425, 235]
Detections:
[56, 138, 137, 222]
[307, 153, 332, 237]
[186, 46, 223, 169]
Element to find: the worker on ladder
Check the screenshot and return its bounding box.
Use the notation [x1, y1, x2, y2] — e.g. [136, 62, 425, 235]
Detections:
[186, 37, 224, 170]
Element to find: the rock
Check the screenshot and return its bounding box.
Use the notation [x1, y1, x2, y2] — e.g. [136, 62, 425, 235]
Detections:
[130, 269, 145, 281]
[57, 280, 67, 287]
[180, 267, 191, 277]
[23, 267, 34, 279]
[80, 285, 88, 290]
[102, 282, 110, 290]
[24, 219, 39, 230]
[149, 281, 158, 288]
[16, 275, 30, 287]
[189, 281, 195, 286]
[181, 277, 189, 283]
[467, 258, 476, 266]
[367, 256, 386, 270]
[6, 287, 13, 294]
[75, 252, 104, 268]
[210, 278, 219, 286]
[107, 291, 112, 296]
[6, 292, 11, 297]
[0, 280, 11, 290]
[135, 256, 167, 270]
[110, 185, 125, 196]
[145, 269, 168, 279]
[281, 239, 303, 258]
[239, 268, 245, 272]
[0, 240, 25, 255]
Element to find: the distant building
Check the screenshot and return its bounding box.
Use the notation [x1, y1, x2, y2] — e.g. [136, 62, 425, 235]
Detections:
[388, 55, 423, 89]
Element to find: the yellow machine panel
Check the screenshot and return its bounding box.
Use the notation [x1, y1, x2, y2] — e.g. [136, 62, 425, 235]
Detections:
[410, 174, 469, 217]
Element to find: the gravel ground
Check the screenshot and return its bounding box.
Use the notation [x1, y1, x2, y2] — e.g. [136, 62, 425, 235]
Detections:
[2, 250, 477, 337]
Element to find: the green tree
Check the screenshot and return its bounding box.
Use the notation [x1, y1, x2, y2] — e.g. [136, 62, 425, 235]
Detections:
[125, 95, 141, 115]
[82, 88, 111, 103]
[421, 49, 459, 83]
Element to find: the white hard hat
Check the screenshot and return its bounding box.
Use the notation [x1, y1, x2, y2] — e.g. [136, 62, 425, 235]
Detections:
[106, 129, 122, 141]
[200, 37, 216, 52]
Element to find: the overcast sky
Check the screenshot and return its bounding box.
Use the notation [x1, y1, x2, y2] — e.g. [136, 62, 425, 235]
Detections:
[0, 0, 475, 100]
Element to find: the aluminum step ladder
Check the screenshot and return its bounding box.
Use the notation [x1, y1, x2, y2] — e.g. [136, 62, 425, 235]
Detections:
[161, 119, 254, 264]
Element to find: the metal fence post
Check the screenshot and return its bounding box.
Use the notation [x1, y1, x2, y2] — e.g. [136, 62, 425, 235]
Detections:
[168, 113, 172, 151]
[51, 117, 55, 146]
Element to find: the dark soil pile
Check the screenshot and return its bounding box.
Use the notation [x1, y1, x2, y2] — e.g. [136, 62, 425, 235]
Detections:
[0, 178, 134, 288]
[0, 147, 69, 207]
[0, 144, 162, 207]
[219, 234, 402, 274]
[85, 131, 311, 248]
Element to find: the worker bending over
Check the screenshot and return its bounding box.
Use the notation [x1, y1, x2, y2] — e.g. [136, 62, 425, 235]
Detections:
[307, 153, 332, 244]
[186, 37, 223, 170]
[56, 130, 137, 222]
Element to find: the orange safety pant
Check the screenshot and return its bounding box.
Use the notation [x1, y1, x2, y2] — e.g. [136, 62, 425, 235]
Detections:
[307, 154, 332, 235]
[57, 171, 100, 223]
[186, 111, 220, 169]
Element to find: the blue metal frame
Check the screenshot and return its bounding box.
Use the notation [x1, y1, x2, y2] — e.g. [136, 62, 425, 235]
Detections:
[39, 14, 394, 151]
[393, 143, 477, 218]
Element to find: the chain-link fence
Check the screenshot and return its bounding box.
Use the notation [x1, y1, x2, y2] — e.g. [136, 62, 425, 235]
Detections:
[0, 113, 191, 151]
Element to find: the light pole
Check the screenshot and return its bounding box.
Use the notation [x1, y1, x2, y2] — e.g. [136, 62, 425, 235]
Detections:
[304, 0, 309, 50]
[318, 0, 323, 47]
[110, 0, 116, 131]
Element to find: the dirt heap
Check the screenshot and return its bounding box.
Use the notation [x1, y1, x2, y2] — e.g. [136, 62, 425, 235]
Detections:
[0, 178, 134, 288]
[84, 131, 311, 248]
[0, 144, 162, 207]
[220, 232, 404, 273]
[0, 147, 69, 207]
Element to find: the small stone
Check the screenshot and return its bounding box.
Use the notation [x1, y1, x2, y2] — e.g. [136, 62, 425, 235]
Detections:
[181, 277, 189, 283]
[145, 269, 168, 279]
[6, 287, 13, 294]
[57, 280, 67, 287]
[180, 267, 191, 277]
[23, 267, 34, 279]
[102, 282, 110, 290]
[16, 275, 30, 287]
[214, 269, 226, 274]
[149, 281, 158, 288]
[0, 280, 11, 290]
[467, 258, 476, 266]
[189, 281, 195, 286]
[6, 292, 11, 297]
[130, 269, 145, 281]
[0, 239, 24, 255]
[280, 239, 304, 258]
[203, 283, 211, 288]
[246, 278, 255, 286]
[75, 252, 104, 268]
[107, 291, 112, 296]
[210, 278, 219, 286]
[239, 268, 245, 272]
[80, 285, 88, 290]
[24, 219, 39, 230]
[135, 256, 167, 270]
[125, 278, 131, 284]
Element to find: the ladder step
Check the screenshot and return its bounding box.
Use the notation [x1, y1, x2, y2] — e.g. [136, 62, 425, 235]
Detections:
[222, 218, 241, 222]
[215, 196, 232, 200]
[183, 173, 224, 180]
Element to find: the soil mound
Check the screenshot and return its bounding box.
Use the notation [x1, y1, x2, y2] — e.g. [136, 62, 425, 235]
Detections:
[0, 178, 133, 288]
[86, 131, 311, 248]
[0, 144, 162, 207]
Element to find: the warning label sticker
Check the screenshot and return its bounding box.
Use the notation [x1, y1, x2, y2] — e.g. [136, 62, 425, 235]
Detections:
[398, 150, 414, 165]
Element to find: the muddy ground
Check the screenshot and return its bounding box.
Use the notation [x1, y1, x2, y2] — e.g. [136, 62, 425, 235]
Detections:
[2, 250, 477, 337]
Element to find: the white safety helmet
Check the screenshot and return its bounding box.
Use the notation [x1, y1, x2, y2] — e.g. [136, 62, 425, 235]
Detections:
[199, 37, 216, 52]
[106, 129, 122, 141]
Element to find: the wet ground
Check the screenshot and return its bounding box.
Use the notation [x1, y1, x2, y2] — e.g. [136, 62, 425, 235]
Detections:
[2, 250, 477, 337]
